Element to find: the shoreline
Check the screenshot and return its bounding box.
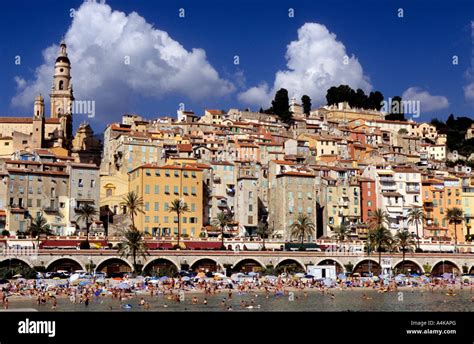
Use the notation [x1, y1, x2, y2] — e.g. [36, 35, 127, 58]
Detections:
[4, 284, 471, 301]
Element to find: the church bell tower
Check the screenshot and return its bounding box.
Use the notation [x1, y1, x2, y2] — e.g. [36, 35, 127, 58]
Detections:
[49, 41, 74, 149]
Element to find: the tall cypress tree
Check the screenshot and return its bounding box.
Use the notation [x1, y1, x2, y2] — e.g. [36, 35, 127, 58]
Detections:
[272, 88, 293, 123]
[301, 95, 311, 116]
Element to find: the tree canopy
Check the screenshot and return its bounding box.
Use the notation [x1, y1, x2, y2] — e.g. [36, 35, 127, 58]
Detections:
[325, 85, 384, 110]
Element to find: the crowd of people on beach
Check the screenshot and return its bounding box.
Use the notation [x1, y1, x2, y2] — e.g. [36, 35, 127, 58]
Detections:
[1, 272, 473, 311]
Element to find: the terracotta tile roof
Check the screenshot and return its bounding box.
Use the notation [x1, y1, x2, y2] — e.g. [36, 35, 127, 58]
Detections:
[177, 144, 193, 152]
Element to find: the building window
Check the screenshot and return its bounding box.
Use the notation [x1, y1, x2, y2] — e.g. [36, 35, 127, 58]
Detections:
[145, 185, 150, 194]
[145, 202, 149, 211]
[154, 185, 159, 194]
[78, 179, 83, 187]
[183, 186, 188, 195]
[154, 202, 159, 211]
[145, 216, 150, 223]
[173, 186, 179, 195]
[248, 216, 253, 224]
[165, 186, 170, 194]
[249, 204, 253, 212]
[191, 187, 196, 195]
[174, 171, 179, 177]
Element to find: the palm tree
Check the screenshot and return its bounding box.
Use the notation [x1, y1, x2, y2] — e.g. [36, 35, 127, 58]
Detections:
[169, 199, 189, 248]
[290, 213, 315, 250]
[256, 222, 273, 251]
[118, 226, 149, 273]
[369, 209, 389, 229]
[394, 230, 416, 272]
[212, 211, 231, 250]
[120, 191, 145, 229]
[75, 203, 98, 247]
[407, 206, 425, 251]
[367, 208, 390, 258]
[368, 225, 393, 267]
[332, 224, 350, 246]
[27, 213, 51, 248]
[446, 207, 464, 253]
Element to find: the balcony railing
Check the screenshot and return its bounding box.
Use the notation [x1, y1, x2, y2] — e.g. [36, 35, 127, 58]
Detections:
[406, 187, 420, 193]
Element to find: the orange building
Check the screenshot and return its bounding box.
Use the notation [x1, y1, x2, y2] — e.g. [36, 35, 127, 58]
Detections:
[422, 177, 463, 242]
[359, 177, 377, 223]
[235, 141, 260, 163]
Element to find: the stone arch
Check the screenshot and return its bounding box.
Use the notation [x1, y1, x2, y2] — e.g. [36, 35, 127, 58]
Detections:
[190, 258, 221, 273]
[431, 260, 461, 276]
[275, 259, 306, 273]
[317, 259, 344, 274]
[0, 257, 34, 269]
[142, 258, 179, 276]
[353, 259, 381, 276]
[232, 258, 265, 273]
[46, 258, 85, 272]
[96, 258, 133, 275]
[0, 258, 36, 278]
[469, 266, 474, 275]
[393, 260, 423, 274]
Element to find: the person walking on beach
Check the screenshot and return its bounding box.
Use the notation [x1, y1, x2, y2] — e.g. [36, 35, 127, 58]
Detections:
[3, 297, 8, 310]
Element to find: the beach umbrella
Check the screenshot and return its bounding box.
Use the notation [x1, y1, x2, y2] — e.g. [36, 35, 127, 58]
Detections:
[323, 278, 333, 287]
[230, 273, 243, 281]
[442, 273, 452, 280]
[305, 274, 315, 279]
[197, 272, 206, 278]
[0, 278, 9, 284]
[69, 274, 80, 282]
[116, 282, 131, 289]
[158, 276, 168, 282]
[182, 276, 191, 281]
[12, 274, 22, 278]
[248, 272, 258, 277]
[337, 273, 346, 280]
[410, 273, 420, 277]
[79, 281, 92, 286]
[295, 273, 305, 278]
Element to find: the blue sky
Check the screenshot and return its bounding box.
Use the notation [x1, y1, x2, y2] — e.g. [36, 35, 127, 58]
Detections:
[0, 0, 473, 132]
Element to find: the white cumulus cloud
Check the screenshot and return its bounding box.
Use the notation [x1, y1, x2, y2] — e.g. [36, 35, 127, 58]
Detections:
[238, 22, 372, 108]
[465, 82, 474, 102]
[401, 87, 449, 112]
[11, 1, 234, 120]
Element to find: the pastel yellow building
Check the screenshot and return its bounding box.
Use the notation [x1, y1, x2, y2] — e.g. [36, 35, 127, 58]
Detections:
[129, 164, 204, 238]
